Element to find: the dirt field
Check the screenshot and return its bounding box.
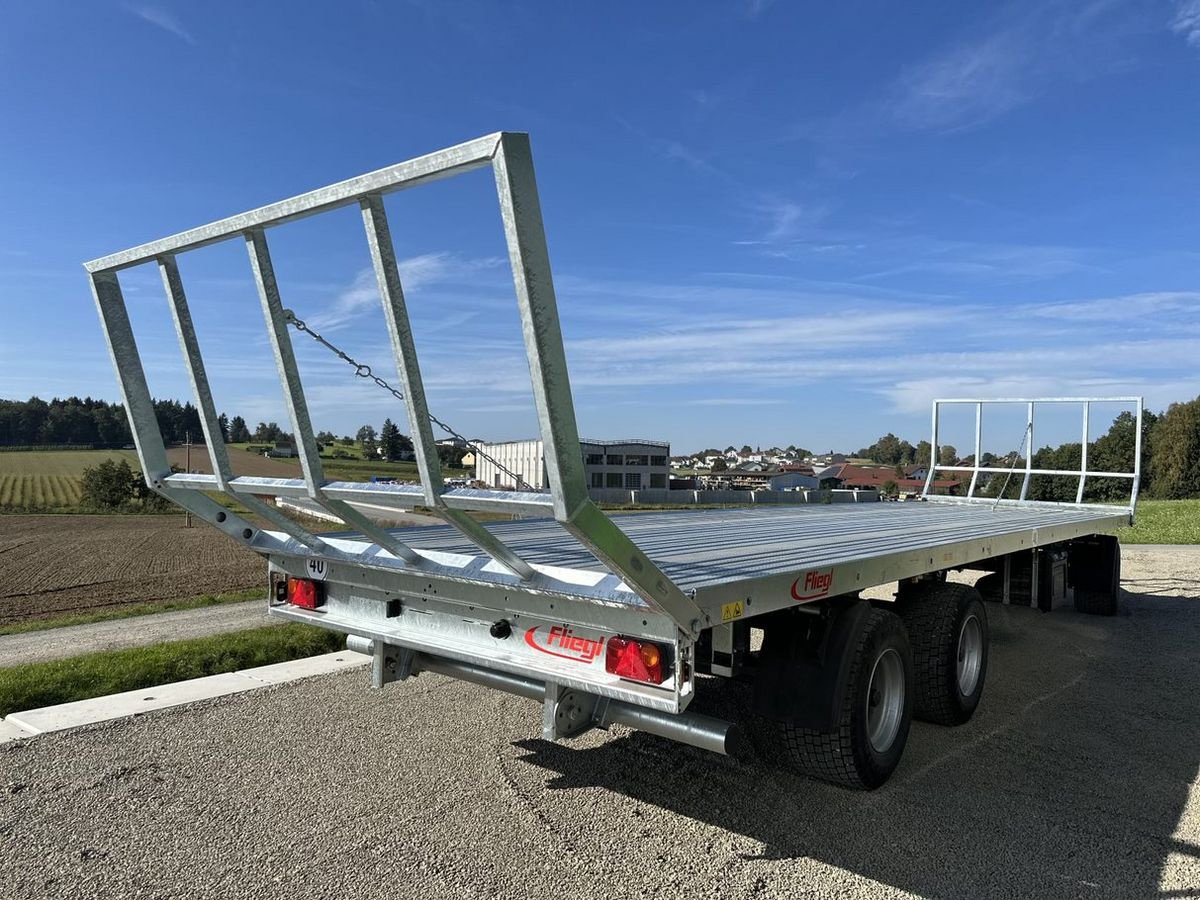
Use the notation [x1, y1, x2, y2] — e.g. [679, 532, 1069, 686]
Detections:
[0, 516, 264, 625]
[164, 447, 299, 478]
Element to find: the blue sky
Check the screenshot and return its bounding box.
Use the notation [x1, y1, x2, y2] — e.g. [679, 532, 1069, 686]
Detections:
[1, 1, 1198, 455]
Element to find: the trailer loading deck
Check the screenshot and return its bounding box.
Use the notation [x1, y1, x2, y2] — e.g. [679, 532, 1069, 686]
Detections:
[86, 132, 1141, 789]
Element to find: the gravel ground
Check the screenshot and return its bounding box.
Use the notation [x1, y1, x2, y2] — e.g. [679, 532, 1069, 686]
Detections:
[1, 547, 1198, 899]
[0, 601, 272, 669]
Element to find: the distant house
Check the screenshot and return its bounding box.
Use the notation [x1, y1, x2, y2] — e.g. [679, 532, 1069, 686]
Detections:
[264, 441, 297, 459]
[820, 463, 961, 496]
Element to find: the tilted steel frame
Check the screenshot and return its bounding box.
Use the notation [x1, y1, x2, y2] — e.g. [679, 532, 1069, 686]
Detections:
[85, 132, 708, 642]
[921, 397, 1143, 516]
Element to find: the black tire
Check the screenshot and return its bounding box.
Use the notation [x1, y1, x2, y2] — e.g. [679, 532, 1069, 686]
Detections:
[777, 608, 913, 790]
[898, 583, 989, 726]
[975, 571, 1002, 603]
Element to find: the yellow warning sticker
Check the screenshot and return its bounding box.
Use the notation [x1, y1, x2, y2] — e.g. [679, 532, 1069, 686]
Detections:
[721, 600, 745, 622]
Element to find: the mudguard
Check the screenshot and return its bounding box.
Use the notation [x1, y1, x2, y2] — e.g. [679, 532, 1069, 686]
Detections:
[753, 600, 873, 730]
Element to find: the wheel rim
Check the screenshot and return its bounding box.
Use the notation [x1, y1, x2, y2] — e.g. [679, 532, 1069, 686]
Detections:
[866, 648, 905, 753]
[957, 614, 983, 697]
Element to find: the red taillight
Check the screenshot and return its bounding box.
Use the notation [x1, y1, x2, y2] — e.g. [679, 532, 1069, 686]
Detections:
[287, 577, 324, 610]
[605, 636, 667, 684]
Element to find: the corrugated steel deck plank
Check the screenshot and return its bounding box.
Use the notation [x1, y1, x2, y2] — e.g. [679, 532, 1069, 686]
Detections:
[390, 502, 1126, 593]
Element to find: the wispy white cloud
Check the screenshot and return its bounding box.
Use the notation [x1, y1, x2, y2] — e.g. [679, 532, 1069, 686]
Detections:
[305, 253, 504, 332]
[890, 29, 1032, 132]
[167, 256, 1200, 450]
[854, 238, 1095, 282]
[1172, 0, 1200, 47]
[808, 0, 1146, 142]
[745, 0, 777, 20]
[686, 397, 787, 406]
[753, 196, 829, 243]
[124, 4, 196, 45]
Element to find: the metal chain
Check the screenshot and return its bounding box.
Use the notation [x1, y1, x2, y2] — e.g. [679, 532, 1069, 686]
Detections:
[285, 310, 534, 492]
[992, 421, 1033, 509]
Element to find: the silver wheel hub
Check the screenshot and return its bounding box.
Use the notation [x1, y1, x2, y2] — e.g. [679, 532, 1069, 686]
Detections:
[866, 648, 905, 753]
[957, 614, 983, 697]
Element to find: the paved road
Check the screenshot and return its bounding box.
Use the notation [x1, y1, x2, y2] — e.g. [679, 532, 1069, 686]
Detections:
[0, 601, 271, 668]
[1, 550, 1199, 899]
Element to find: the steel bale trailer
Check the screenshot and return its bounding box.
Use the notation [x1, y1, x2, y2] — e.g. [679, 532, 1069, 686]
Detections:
[86, 133, 1139, 789]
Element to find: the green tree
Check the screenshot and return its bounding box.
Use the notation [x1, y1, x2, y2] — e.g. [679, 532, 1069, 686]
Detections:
[80, 459, 138, 509]
[380, 419, 403, 462]
[1149, 398, 1200, 499]
[1086, 409, 1157, 502]
[228, 415, 251, 443]
[938, 444, 958, 467]
[711, 458, 728, 472]
[914, 440, 932, 468]
[356, 425, 377, 457]
[861, 433, 904, 465]
[437, 444, 466, 468]
[881, 479, 899, 499]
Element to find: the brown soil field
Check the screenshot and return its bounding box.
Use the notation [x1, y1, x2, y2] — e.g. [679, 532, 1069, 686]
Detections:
[165, 447, 300, 477]
[0, 515, 265, 625]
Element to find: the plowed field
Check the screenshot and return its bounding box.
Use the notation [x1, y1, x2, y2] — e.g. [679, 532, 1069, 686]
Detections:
[0, 516, 264, 625]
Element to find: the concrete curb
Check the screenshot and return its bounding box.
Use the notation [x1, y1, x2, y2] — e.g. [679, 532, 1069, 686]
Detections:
[0, 651, 368, 745]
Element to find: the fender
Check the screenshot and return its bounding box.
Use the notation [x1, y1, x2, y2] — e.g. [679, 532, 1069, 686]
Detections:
[753, 600, 873, 731]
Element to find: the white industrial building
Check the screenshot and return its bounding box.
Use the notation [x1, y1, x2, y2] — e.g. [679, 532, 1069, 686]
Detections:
[474, 438, 671, 492]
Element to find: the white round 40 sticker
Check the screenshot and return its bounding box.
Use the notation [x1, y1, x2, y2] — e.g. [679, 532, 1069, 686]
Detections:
[305, 558, 328, 581]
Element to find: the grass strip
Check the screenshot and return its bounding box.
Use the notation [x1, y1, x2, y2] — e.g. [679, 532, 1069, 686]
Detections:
[0, 623, 345, 718]
[0, 589, 265, 637]
[1117, 499, 1200, 545]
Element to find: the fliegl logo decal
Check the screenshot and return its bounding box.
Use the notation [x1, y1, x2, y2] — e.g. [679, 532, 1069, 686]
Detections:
[524, 625, 605, 664]
[790, 569, 834, 602]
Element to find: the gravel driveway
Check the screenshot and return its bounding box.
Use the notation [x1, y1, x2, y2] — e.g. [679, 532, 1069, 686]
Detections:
[1, 547, 1198, 899]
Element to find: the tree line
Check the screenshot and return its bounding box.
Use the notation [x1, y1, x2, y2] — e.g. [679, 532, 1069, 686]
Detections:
[1, 395, 474, 471]
[0, 396, 297, 448]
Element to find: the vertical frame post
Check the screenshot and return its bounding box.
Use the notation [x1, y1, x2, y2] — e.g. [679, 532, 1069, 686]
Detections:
[922, 401, 940, 496]
[159, 255, 329, 551]
[967, 401, 983, 498]
[88, 269, 265, 547]
[491, 133, 703, 633]
[490, 134, 588, 522]
[1019, 401, 1035, 501]
[360, 194, 534, 579]
[1076, 401, 1091, 504]
[1131, 397, 1144, 514]
[245, 227, 422, 564]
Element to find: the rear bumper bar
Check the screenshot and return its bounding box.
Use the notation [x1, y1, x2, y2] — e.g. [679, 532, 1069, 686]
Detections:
[346, 636, 744, 758]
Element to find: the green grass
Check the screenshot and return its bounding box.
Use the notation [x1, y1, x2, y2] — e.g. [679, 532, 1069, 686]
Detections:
[0, 589, 264, 637]
[0, 623, 345, 718]
[1117, 499, 1200, 544]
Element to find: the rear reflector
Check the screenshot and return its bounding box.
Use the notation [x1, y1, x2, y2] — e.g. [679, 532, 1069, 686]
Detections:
[605, 636, 666, 684]
[287, 577, 324, 610]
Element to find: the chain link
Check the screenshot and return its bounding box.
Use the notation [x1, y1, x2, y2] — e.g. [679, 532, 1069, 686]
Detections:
[285, 310, 534, 492]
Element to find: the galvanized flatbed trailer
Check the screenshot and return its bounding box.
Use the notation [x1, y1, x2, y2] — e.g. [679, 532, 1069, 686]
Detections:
[86, 133, 1140, 789]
